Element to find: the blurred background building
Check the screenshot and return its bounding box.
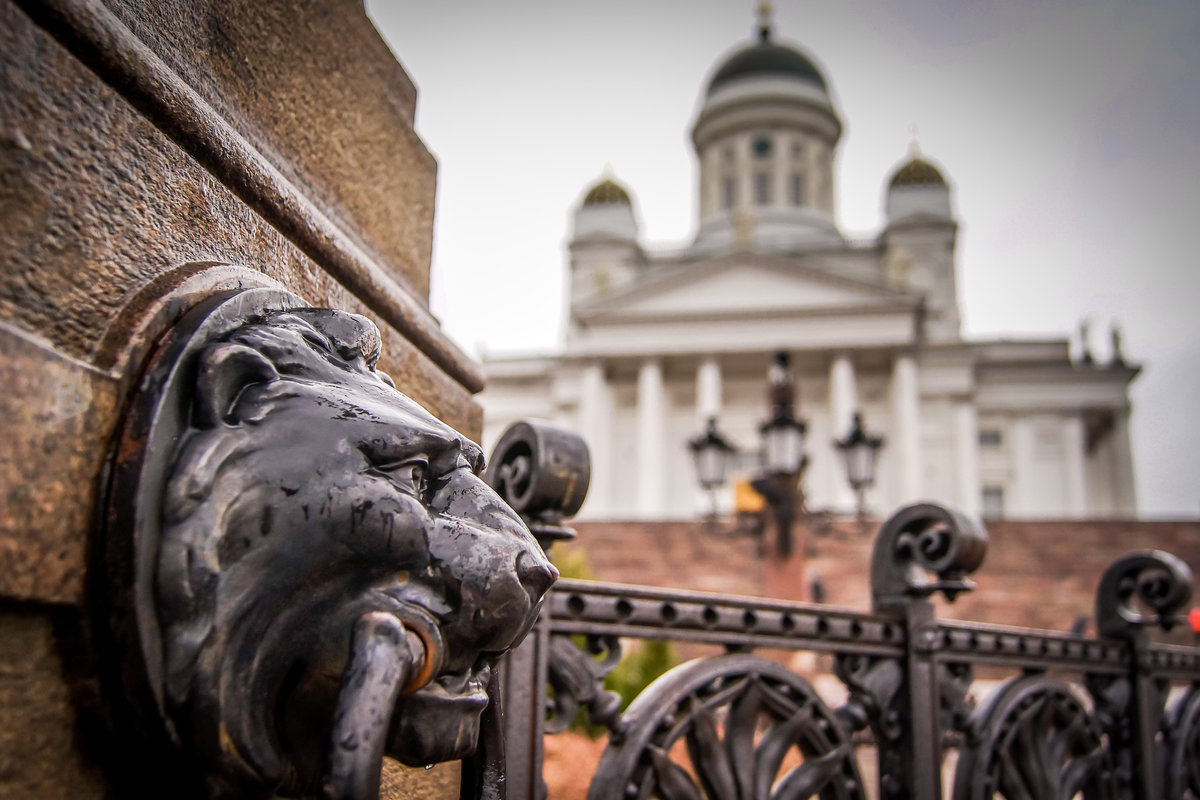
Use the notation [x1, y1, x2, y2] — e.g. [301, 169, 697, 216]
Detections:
[480, 10, 1139, 522]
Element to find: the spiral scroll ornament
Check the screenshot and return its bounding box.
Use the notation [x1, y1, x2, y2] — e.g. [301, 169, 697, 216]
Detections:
[1094, 550, 1194, 640]
[484, 420, 591, 548]
[869, 502, 988, 612]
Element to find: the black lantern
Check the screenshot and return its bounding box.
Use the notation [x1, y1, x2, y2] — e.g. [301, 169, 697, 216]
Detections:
[761, 413, 807, 476]
[761, 351, 807, 475]
[835, 411, 884, 520]
[689, 416, 735, 493]
[750, 351, 807, 558]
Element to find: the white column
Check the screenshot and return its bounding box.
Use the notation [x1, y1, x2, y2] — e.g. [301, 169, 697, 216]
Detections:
[636, 359, 666, 518]
[1111, 407, 1137, 515]
[891, 354, 922, 501]
[578, 362, 611, 517]
[696, 357, 722, 424]
[1061, 412, 1087, 517]
[953, 401, 981, 516]
[829, 353, 858, 512]
[1010, 417, 1036, 517]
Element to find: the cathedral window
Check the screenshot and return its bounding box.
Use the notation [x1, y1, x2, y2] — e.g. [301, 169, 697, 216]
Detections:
[982, 486, 1005, 518]
[752, 136, 772, 158]
[790, 173, 805, 206]
[754, 171, 771, 204]
[979, 429, 1003, 447]
[722, 177, 736, 210]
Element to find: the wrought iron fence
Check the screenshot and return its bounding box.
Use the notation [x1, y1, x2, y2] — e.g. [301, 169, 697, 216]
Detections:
[486, 425, 1200, 800]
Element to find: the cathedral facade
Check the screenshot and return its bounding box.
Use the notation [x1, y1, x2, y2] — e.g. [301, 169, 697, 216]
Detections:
[480, 18, 1138, 522]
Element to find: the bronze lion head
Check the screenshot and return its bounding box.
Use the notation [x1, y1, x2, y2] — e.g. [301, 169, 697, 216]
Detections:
[100, 289, 556, 798]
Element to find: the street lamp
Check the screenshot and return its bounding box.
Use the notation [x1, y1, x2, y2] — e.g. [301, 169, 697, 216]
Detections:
[688, 416, 735, 517]
[834, 411, 884, 521]
[752, 351, 807, 558]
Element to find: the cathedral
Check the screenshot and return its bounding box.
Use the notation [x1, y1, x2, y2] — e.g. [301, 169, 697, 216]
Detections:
[479, 13, 1139, 522]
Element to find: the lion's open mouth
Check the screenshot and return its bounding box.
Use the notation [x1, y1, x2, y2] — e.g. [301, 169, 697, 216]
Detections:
[386, 656, 493, 767]
[427, 659, 491, 707]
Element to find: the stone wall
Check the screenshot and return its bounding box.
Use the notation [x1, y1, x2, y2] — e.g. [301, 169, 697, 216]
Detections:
[0, 1, 473, 795]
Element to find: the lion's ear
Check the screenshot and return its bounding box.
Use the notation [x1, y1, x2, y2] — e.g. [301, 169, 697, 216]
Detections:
[194, 344, 279, 428]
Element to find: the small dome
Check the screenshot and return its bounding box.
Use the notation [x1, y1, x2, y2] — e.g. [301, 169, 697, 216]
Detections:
[707, 30, 827, 96]
[582, 178, 632, 207]
[889, 157, 947, 188]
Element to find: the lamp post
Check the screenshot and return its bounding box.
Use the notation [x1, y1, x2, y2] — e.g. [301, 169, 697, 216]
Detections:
[752, 351, 807, 558]
[834, 411, 884, 522]
[688, 417, 735, 518]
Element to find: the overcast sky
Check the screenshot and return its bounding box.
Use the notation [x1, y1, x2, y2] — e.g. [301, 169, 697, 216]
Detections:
[367, 0, 1200, 517]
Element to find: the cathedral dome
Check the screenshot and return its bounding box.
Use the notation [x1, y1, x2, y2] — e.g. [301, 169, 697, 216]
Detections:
[707, 30, 828, 95]
[574, 173, 639, 243]
[888, 157, 947, 188]
[884, 149, 953, 226]
[582, 178, 632, 207]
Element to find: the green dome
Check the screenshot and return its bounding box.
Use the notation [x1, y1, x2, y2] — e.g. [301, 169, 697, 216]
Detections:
[582, 178, 632, 206]
[889, 157, 947, 188]
[707, 30, 828, 96]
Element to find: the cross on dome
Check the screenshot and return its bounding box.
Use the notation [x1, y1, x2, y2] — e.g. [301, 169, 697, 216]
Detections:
[756, 0, 773, 41]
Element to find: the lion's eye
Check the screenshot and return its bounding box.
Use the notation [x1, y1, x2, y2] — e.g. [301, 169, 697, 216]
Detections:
[375, 458, 429, 499]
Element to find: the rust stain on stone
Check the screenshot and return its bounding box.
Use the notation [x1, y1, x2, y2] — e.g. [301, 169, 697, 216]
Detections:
[0, 324, 118, 604]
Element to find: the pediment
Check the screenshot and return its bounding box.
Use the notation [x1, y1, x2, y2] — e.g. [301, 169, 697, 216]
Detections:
[577, 255, 916, 321]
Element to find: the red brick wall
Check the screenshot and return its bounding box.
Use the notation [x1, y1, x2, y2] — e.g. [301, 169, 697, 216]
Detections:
[566, 517, 1200, 640]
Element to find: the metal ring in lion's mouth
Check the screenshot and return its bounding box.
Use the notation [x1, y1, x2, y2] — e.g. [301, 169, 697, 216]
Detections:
[390, 607, 446, 694]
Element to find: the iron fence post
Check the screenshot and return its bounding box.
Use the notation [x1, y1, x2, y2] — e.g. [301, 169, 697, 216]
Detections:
[902, 602, 943, 800]
[1130, 649, 1164, 800]
[497, 616, 551, 800]
[1094, 550, 1193, 799]
[869, 502, 987, 800]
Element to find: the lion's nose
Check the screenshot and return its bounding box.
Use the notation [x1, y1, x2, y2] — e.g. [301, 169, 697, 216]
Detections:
[517, 552, 558, 603]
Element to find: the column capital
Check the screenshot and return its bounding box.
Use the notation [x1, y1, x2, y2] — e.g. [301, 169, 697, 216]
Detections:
[830, 349, 855, 364]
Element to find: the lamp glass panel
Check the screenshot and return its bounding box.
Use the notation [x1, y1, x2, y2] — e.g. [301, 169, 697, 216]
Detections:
[765, 425, 803, 473]
[695, 445, 728, 489]
[845, 442, 877, 488]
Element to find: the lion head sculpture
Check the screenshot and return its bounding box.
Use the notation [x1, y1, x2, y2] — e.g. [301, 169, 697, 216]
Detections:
[105, 291, 556, 798]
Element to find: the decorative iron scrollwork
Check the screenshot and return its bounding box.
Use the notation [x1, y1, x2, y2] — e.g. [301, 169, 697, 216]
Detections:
[1084, 671, 1138, 796]
[939, 661, 976, 737]
[1165, 685, 1200, 799]
[833, 654, 905, 797]
[834, 652, 972, 798]
[1095, 550, 1194, 640]
[97, 289, 556, 799]
[545, 634, 623, 734]
[869, 502, 987, 612]
[589, 654, 864, 800]
[953, 675, 1115, 800]
[833, 654, 903, 741]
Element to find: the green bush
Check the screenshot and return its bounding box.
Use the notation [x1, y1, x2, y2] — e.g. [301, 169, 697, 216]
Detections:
[551, 544, 595, 582]
[604, 638, 676, 710]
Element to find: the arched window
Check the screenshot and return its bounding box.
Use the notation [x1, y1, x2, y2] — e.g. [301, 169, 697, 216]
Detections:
[755, 171, 771, 205]
[790, 173, 805, 206]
